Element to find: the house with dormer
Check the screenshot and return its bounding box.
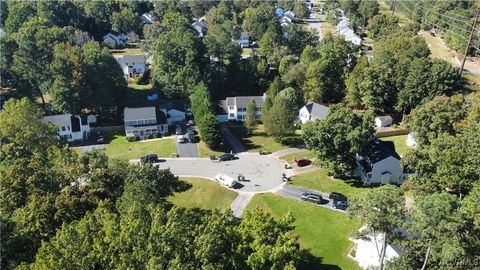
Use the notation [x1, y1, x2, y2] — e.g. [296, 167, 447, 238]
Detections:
[124, 107, 168, 139]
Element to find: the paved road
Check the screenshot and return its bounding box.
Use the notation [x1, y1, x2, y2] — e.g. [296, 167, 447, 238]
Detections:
[270, 147, 307, 159]
[230, 192, 255, 218]
[220, 124, 246, 153]
[275, 185, 346, 213]
[175, 136, 199, 157]
[148, 153, 286, 192]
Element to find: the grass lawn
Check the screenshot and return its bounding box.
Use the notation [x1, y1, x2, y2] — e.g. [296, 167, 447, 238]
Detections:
[246, 193, 362, 270]
[241, 48, 252, 57]
[280, 150, 315, 163]
[197, 140, 230, 158]
[128, 83, 152, 90]
[290, 168, 368, 199]
[110, 47, 144, 55]
[229, 124, 300, 153]
[104, 133, 177, 160]
[380, 135, 410, 157]
[167, 177, 237, 210]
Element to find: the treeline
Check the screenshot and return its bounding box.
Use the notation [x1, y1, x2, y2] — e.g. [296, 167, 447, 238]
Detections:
[393, 0, 479, 56]
[0, 98, 303, 269]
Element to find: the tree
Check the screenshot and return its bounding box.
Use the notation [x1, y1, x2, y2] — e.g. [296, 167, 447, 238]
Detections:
[263, 89, 298, 138]
[242, 3, 278, 40]
[36, 0, 81, 28]
[293, 1, 309, 19]
[358, 0, 379, 28]
[111, 7, 142, 34]
[349, 185, 405, 270]
[367, 14, 399, 40]
[283, 24, 318, 55]
[245, 100, 258, 134]
[405, 95, 466, 145]
[345, 56, 368, 108]
[198, 112, 223, 149]
[4, 1, 36, 34]
[302, 104, 374, 176]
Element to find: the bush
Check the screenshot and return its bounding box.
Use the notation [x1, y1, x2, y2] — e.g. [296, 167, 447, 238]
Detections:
[126, 136, 140, 142]
[153, 133, 162, 138]
[277, 136, 304, 146]
[146, 134, 155, 139]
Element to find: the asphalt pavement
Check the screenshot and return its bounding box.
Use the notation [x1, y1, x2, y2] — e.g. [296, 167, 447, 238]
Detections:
[175, 124, 199, 157]
[220, 124, 246, 153]
[275, 185, 346, 213]
[230, 192, 255, 218]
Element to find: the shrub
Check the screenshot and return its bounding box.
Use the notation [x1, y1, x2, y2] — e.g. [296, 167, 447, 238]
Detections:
[277, 136, 304, 146]
[126, 136, 140, 142]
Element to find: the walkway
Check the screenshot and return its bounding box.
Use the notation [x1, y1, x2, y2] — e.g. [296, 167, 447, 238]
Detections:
[230, 192, 255, 218]
[220, 124, 246, 153]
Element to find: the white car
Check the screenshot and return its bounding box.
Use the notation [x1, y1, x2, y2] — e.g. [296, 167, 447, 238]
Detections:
[177, 136, 188, 143]
[215, 173, 238, 188]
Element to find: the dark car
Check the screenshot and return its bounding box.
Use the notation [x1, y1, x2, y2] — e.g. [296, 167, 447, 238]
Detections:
[140, 154, 158, 163]
[219, 153, 236, 161]
[96, 136, 105, 144]
[300, 193, 322, 204]
[175, 127, 183, 135]
[294, 157, 312, 167]
[333, 200, 349, 210]
[329, 192, 347, 202]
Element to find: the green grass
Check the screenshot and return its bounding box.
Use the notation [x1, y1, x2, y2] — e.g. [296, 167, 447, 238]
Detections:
[197, 140, 230, 158]
[167, 177, 237, 210]
[229, 124, 299, 153]
[104, 133, 177, 160]
[128, 83, 152, 90]
[280, 150, 315, 163]
[241, 48, 252, 57]
[246, 193, 362, 270]
[290, 168, 368, 199]
[380, 135, 410, 157]
[110, 47, 144, 55]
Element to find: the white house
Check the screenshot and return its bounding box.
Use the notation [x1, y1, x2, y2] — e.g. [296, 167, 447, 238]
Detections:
[298, 102, 329, 123]
[141, 13, 153, 24]
[406, 132, 418, 147]
[336, 17, 361, 46]
[354, 139, 406, 185]
[192, 17, 208, 37]
[236, 32, 250, 48]
[43, 114, 93, 142]
[218, 93, 267, 122]
[158, 99, 190, 125]
[103, 31, 127, 48]
[374, 115, 393, 128]
[279, 10, 296, 26]
[350, 225, 403, 269]
[124, 107, 168, 139]
[113, 54, 146, 78]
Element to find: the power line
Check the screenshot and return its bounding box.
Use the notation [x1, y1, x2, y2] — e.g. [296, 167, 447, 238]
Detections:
[459, 10, 479, 78]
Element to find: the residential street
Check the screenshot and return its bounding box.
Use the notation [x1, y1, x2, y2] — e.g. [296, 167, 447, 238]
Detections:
[275, 185, 346, 213]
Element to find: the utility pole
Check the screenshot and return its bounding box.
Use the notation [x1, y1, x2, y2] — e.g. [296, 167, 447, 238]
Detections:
[459, 10, 479, 78]
[391, 0, 396, 16]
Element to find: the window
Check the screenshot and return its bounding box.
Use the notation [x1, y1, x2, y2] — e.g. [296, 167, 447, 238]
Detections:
[237, 115, 244, 120]
[229, 113, 235, 117]
[237, 108, 242, 112]
[229, 106, 234, 110]
[61, 126, 66, 131]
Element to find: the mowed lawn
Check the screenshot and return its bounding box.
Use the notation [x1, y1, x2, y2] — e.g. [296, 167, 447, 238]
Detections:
[280, 150, 315, 163]
[168, 177, 237, 210]
[197, 140, 231, 158]
[229, 124, 299, 153]
[290, 168, 368, 199]
[380, 135, 410, 157]
[105, 134, 177, 160]
[246, 193, 362, 270]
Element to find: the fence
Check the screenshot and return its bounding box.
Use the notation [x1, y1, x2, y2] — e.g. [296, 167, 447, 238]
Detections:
[91, 125, 124, 134]
[375, 128, 409, 138]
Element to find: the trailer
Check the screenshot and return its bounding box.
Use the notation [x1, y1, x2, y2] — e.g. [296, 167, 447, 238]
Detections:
[215, 173, 238, 188]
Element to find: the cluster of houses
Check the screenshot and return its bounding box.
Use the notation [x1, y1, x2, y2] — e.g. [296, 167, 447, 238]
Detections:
[334, 8, 362, 46]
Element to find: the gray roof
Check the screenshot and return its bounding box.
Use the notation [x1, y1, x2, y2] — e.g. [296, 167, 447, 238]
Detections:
[303, 102, 329, 120]
[366, 139, 401, 163]
[225, 94, 266, 108]
[124, 107, 156, 121]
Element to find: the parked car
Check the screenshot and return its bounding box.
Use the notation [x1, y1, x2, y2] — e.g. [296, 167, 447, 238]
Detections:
[301, 193, 322, 204]
[294, 157, 311, 167]
[329, 192, 347, 202]
[177, 136, 188, 143]
[219, 153, 236, 161]
[175, 126, 183, 135]
[215, 173, 238, 188]
[140, 154, 158, 163]
[186, 131, 196, 142]
[333, 200, 349, 210]
[96, 136, 105, 144]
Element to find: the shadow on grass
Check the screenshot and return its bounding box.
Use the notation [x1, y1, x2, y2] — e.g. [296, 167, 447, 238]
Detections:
[228, 124, 303, 152]
[298, 249, 342, 270]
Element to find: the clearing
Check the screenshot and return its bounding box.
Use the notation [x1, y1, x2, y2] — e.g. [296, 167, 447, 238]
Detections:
[168, 177, 237, 210]
[104, 133, 177, 160]
[246, 193, 362, 270]
[229, 124, 301, 153]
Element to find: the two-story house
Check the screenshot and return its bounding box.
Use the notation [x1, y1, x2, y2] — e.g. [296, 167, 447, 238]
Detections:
[43, 114, 93, 142]
[236, 32, 250, 48]
[114, 54, 147, 78]
[217, 93, 266, 122]
[103, 30, 127, 48]
[124, 107, 168, 139]
[298, 102, 329, 123]
[354, 138, 406, 186]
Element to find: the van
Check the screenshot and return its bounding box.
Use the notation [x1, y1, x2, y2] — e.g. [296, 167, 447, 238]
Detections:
[215, 173, 238, 188]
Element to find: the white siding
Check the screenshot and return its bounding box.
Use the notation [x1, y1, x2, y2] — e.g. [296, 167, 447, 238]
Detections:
[368, 157, 404, 185]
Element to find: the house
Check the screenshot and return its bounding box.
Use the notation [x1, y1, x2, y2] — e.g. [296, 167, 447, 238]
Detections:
[236, 32, 250, 48]
[217, 93, 267, 122]
[141, 13, 153, 24]
[374, 115, 393, 128]
[103, 31, 127, 48]
[279, 10, 296, 26]
[354, 138, 406, 185]
[192, 17, 208, 37]
[336, 17, 361, 46]
[158, 99, 191, 125]
[113, 54, 147, 78]
[124, 107, 168, 139]
[298, 102, 329, 123]
[275, 7, 285, 17]
[43, 114, 93, 142]
[406, 132, 418, 147]
[350, 225, 403, 269]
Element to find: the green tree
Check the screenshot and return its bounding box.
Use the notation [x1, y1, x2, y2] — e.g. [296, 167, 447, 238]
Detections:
[345, 56, 368, 108]
[358, 0, 379, 28]
[36, 0, 81, 28]
[264, 89, 297, 138]
[367, 14, 399, 40]
[111, 6, 142, 34]
[293, 1, 309, 19]
[283, 24, 318, 55]
[245, 100, 258, 134]
[242, 3, 278, 40]
[198, 112, 223, 149]
[349, 185, 405, 270]
[4, 1, 36, 34]
[302, 104, 374, 176]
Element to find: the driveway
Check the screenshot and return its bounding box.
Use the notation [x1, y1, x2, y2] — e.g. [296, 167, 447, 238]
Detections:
[230, 192, 255, 218]
[175, 136, 198, 157]
[275, 185, 346, 213]
[146, 153, 286, 192]
[220, 124, 246, 153]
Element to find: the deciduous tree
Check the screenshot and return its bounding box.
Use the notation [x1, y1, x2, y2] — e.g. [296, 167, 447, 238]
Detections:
[245, 100, 258, 134]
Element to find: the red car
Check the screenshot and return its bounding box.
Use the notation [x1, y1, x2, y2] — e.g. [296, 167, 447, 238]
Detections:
[294, 157, 311, 167]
